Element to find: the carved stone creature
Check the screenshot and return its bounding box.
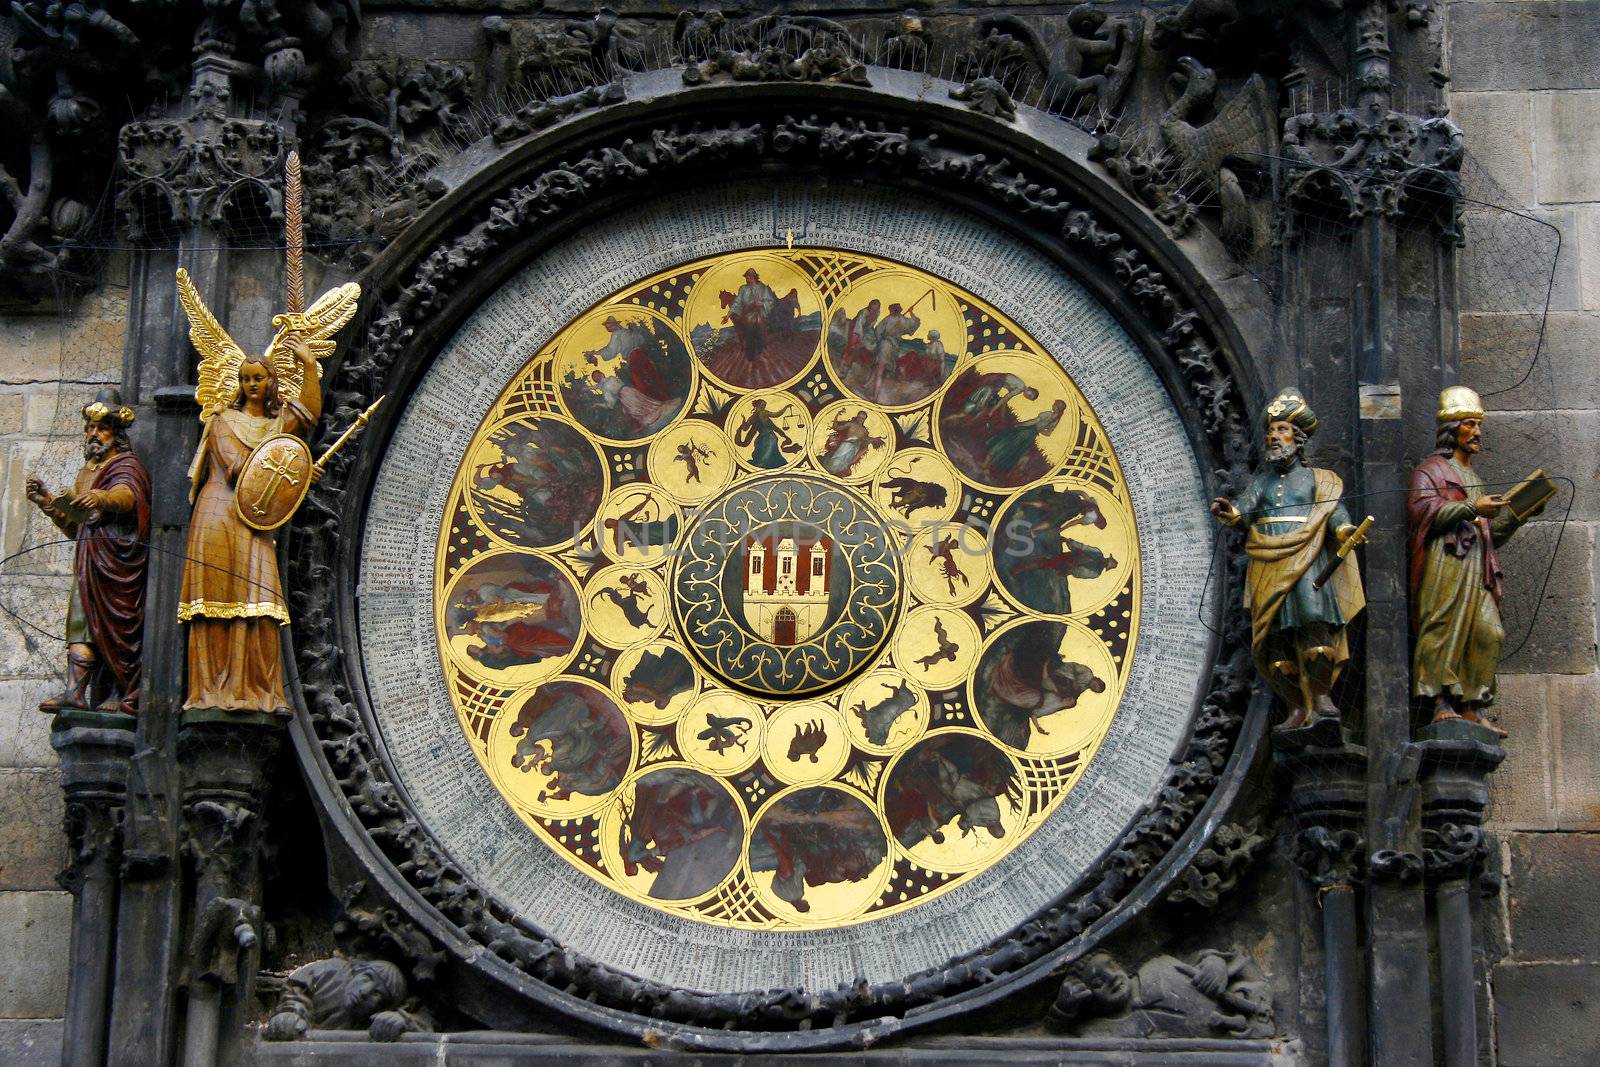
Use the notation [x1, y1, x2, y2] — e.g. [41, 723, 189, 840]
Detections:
[2, 0, 142, 299]
[972, 9, 1141, 116]
[678, 12, 868, 86]
[1167, 820, 1268, 907]
[1050, 948, 1274, 1039]
[1159, 57, 1277, 247]
[1151, 0, 1242, 50]
[264, 957, 428, 1042]
[512, 9, 645, 86]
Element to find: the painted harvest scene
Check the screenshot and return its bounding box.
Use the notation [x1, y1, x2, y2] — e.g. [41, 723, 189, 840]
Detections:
[433, 248, 1140, 930]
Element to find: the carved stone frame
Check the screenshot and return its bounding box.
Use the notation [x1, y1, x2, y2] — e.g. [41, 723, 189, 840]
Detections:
[282, 69, 1269, 1051]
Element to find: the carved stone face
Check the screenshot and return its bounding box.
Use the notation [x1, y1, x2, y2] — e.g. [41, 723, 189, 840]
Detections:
[1455, 416, 1483, 455]
[344, 963, 396, 1018]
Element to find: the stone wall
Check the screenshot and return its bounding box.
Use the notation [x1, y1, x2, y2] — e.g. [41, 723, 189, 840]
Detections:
[1448, 3, 1600, 1065]
[0, 276, 125, 1064]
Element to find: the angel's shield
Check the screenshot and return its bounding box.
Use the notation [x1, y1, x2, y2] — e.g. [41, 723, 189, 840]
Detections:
[234, 433, 314, 531]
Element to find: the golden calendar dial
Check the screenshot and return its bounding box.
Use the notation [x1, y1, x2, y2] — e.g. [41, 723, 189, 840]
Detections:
[431, 248, 1141, 931]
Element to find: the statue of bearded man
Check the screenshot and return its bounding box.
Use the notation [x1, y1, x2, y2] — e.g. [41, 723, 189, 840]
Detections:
[1211, 390, 1365, 728]
[24, 389, 150, 714]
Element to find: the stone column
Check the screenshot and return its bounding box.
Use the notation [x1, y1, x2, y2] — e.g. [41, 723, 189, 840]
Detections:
[176, 714, 284, 1067]
[110, 22, 289, 1064]
[50, 712, 136, 1067]
[1276, 727, 1368, 1067]
[1417, 719, 1505, 1067]
[1279, 4, 1464, 1061]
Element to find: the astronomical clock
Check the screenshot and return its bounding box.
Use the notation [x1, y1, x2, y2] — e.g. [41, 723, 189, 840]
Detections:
[356, 184, 1216, 996]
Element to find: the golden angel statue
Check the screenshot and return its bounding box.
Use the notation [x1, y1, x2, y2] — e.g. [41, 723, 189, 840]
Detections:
[176, 153, 361, 714]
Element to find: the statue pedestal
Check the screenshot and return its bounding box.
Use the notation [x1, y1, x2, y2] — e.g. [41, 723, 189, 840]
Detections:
[52, 711, 136, 1067]
[1275, 729, 1368, 1067]
[176, 711, 286, 1067]
[1416, 722, 1505, 1067]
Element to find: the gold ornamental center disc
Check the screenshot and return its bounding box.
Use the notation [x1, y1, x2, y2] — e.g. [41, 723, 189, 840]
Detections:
[433, 247, 1141, 930]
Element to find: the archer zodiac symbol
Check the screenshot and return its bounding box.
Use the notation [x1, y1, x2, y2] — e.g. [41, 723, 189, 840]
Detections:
[248, 448, 303, 517]
[698, 712, 754, 755]
[602, 488, 680, 558]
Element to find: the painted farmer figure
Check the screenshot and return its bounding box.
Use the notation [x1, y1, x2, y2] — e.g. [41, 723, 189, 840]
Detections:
[1408, 387, 1537, 736]
[729, 268, 777, 359]
[1211, 390, 1365, 728]
[24, 389, 151, 714]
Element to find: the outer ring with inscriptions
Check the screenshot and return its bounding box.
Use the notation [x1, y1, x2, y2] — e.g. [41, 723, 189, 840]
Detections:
[288, 84, 1260, 1051]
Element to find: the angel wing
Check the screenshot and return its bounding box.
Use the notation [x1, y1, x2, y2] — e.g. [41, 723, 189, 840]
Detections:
[176, 267, 250, 421]
[264, 281, 362, 398]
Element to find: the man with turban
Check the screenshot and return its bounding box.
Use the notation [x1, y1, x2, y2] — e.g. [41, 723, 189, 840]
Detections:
[1211, 390, 1365, 728]
[1407, 387, 1539, 736]
[25, 389, 150, 714]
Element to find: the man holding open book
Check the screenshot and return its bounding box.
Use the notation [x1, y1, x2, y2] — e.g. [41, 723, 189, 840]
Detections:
[1408, 387, 1552, 736]
[24, 388, 150, 714]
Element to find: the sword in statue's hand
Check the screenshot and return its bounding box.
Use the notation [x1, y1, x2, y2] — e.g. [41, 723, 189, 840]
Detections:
[1312, 514, 1374, 591]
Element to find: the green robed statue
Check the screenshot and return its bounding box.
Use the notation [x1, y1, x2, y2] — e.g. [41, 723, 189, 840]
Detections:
[1211, 390, 1366, 728]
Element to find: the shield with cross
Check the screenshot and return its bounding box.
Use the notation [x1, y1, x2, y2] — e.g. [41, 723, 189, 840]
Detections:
[234, 432, 315, 531]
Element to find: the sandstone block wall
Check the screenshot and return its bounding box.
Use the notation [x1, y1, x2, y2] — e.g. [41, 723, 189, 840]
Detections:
[0, 277, 124, 1064]
[1449, 3, 1600, 1064]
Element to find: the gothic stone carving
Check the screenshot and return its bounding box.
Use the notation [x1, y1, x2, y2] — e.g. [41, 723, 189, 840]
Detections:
[1422, 823, 1487, 884]
[1, 0, 146, 300]
[264, 957, 430, 1042]
[1292, 825, 1365, 890]
[285, 110, 1255, 1039]
[678, 13, 869, 86]
[1049, 947, 1274, 1039]
[1281, 107, 1462, 239]
[1166, 820, 1269, 908]
[485, 10, 644, 91]
[302, 59, 475, 266]
[333, 881, 447, 985]
[949, 77, 1017, 121]
[118, 118, 285, 242]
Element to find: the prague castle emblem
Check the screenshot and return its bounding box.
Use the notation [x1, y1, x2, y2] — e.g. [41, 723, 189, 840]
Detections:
[742, 534, 834, 645]
[673, 474, 902, 697]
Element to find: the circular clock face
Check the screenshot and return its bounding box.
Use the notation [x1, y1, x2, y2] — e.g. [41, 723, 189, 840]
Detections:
[359, 184, 1213, 993]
